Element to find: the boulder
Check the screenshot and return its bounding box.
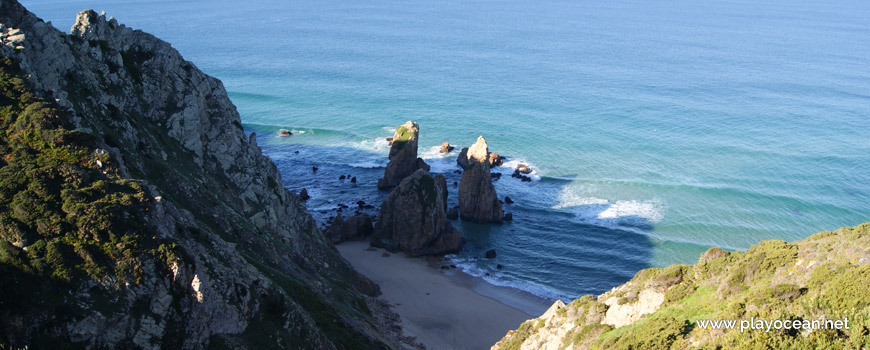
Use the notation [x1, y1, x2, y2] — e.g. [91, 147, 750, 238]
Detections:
[504, 196, 513, 204]
[299, 188, 310, 201]
[371, 169, 464, 256]
[504, 213, 513, 221]
[378, 121, 430, 190]
[516, 164, 532, 174]
[324, 213, 374, 244]
[458, 138, 503, 223]
[440, 141, 455, 153]
[278, 129, 292, 137]
[485, 249, 497, 259]
[488, 152, 505, 167]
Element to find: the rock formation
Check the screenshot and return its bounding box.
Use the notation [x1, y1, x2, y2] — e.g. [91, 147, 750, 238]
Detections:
[378, 121, 429, 190]
[371, 169, 464, 256]
[0, 3, 408, 348]
[439, 141, 454, 153]
[458, 137, 503, 223]
[324, 213, 374, 244]
[456, 136, 503, 168]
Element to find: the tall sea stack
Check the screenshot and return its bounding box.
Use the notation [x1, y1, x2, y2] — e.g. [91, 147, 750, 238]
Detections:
[378, 121, 429, 190]
[458, 136, 504, 223]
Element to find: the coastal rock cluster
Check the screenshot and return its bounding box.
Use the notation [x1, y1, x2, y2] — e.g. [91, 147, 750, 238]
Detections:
[0, 2, 410, 348]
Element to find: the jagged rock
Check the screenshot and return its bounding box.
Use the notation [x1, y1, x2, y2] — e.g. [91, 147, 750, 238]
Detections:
[497, 264, 504, 270]
[504, 196, 513, 204]
[371, 169, 464, 256]
[440, 141, 454, 153]
[457, 136, 503, 223]
[504, 213, 513, 221]
[312, 166, 318, 172]
[516, 163, 532, 174]
[456, 147, 470, 168]
[350, 176, 356, 183]
[278, 129, 292, 137]
[378, 121, 429, 190]
[435, 173, 448, 212]
[339, 175, 346, 180]
[324, 213, 374, 244]
[299, 188, 310, 201]
[485, 249, 497, 259]
[491, 172, 502, 180]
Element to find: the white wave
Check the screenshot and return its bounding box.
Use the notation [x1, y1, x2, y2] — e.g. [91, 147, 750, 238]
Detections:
[553, 189, 665, 228]
[420, 145, 456, 160]
[356, 135, 391, 153]
[445, 256, 574, 301]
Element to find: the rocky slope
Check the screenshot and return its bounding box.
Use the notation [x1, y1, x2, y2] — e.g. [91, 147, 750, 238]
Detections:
[493, 223, 870, 350]
[0, 1, 407, 348]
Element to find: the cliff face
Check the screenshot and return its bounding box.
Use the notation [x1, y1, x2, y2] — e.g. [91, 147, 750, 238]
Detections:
[493, 223, 870, 350]
[0, 1, 399, 348]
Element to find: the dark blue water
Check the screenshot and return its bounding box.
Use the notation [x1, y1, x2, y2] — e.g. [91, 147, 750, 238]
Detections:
[24, 0, 870, 300]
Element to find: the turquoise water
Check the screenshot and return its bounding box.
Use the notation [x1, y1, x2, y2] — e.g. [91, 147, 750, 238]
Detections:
[26, 0, 870, 300]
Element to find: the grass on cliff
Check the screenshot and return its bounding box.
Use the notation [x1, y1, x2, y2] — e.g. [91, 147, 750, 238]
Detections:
[0, 56, 180, 346]
[568, 223, 870, 350]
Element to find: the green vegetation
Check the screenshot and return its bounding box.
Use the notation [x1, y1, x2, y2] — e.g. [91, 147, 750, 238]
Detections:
[391, 125, 413, 150]
[0, 56, 177, 346]
[506, 223, 870, 350]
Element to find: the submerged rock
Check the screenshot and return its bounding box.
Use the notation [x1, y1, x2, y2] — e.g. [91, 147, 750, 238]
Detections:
[458, 138, 504, 223]
[378, 121, 430, 190]
[371, 169, 464, 256]
[485, 249, 497, 259]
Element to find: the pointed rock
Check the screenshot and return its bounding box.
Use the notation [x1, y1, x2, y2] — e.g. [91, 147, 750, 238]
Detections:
[378, 121, 429, 190]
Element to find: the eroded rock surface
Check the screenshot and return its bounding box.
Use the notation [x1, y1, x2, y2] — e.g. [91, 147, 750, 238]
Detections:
[378, 121, 429, 190]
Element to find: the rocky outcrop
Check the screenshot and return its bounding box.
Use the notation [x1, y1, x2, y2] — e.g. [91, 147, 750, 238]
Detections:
[456, 136, 504, 168]
[371, 169, 464, 256]
[0, 3, 405, 349]
[458, 136, 503, 223]
[440, 141, 454, 153]
[494, 223, 870, 350]
[378, 121, 429, 190]
[324, 213, 374, 244]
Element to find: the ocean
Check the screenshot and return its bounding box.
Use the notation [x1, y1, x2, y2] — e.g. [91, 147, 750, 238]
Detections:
[24, 0, 870, 300]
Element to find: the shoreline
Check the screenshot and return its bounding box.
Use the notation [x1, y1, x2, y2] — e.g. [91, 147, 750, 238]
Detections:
[336, 240, 553, 350]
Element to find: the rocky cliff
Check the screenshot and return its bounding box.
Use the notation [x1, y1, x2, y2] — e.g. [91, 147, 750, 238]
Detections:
[0, 1, 405, 348]
[493, 223, 870, 350]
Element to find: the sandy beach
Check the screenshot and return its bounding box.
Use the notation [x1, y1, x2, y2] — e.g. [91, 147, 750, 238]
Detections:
[337, 241, 553, 350]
